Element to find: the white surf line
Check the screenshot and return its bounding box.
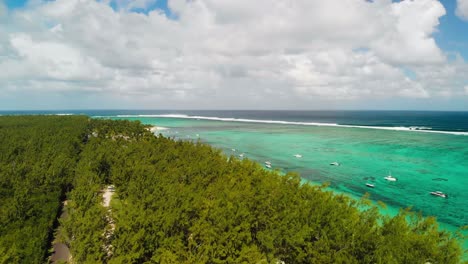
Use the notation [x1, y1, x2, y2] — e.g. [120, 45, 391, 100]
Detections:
[114, 114, 468, 136]
[102, 185, 115, 258]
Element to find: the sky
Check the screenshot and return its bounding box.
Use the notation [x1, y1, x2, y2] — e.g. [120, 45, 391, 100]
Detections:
[1, 0, 468, 110]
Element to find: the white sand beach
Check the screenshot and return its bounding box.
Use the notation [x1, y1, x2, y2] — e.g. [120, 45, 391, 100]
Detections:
[149, 126, 169, 133]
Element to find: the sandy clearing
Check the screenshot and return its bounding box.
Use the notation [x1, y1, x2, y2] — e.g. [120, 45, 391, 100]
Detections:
[102, 185, 114, 208]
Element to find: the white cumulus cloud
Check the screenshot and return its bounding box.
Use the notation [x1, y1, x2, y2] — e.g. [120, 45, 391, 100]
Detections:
[0, 0, 466, 109]
[456, 0, 468, 21]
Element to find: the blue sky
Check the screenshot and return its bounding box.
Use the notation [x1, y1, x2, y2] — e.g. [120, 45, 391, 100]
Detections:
[3, 0, 27, 8]
[436, 0, 468, 60]
[3, 0, 172, 16]
[108, 0, 172, 15]
[1, 0, 468, 110]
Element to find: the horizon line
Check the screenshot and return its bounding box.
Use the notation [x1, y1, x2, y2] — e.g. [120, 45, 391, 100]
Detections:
[1, 109, 468, 112]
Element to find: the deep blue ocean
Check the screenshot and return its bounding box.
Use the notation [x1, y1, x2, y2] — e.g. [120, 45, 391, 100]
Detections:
[2, 110, 468, 132]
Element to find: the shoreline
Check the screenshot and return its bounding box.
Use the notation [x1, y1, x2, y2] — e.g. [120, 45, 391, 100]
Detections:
[149, 126, 169, 132]
[175, 133, 468, 256]
[107, 116, 468, 258]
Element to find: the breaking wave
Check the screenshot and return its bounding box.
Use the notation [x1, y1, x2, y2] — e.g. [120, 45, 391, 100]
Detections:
[108, 114, 468, 136]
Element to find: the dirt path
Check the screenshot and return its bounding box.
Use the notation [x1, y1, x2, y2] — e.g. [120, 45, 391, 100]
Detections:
[50, 243, 71, 263]
[49, 200, 72, 263]
[49, 186, 116, 262]
[102, 185, 115, 258]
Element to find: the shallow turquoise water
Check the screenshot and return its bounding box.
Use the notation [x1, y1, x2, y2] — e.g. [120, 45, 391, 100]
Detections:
[114, 116, 468, 248]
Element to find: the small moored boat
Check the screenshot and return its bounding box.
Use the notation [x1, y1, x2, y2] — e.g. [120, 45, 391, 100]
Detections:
[365, 183, 375, 188]
[330, 162, 340, 166]
[265, 161, 271, 165]
[430, 191, 447, 198]
[265, 164, 272, 169]
[293, 154, 302, 158]
[384, 172, 397, 182]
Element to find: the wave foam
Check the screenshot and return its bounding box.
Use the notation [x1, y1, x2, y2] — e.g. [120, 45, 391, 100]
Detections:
[113, 114, 468, 136]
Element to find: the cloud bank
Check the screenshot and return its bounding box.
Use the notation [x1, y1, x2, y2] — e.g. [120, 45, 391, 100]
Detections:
[0, 0, 467, 109]
[456, 0, 468, 21]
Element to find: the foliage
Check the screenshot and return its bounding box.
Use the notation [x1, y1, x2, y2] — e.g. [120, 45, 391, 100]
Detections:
[0, 115, 88, 264]
[0, 116, 465, 263]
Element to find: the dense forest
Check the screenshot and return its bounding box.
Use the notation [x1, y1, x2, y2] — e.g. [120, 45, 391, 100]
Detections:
[0, 116, 88, 263]
[0, 116, 465, 263]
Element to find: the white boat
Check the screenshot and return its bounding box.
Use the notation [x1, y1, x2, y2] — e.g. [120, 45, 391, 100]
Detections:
[265, 161, 271, 165]
[265, 164, 272, 169]
[430, 191, 447, 198]
[330, 162, 340, 166]
[293, 154, 302, 158]
[365, 183, 375, 188]
[384, 172, 397, 181]
[231, 148, 236, 152]
[239, 153, 244, 158]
